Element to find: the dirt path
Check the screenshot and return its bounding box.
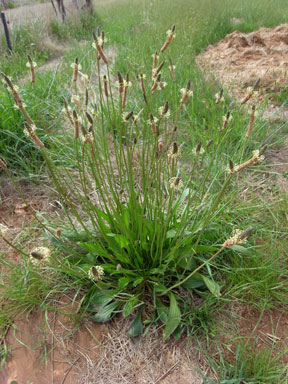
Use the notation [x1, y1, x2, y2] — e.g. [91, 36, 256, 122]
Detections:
[2, 0, 121, 30]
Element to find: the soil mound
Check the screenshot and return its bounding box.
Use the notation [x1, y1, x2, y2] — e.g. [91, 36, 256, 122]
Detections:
[196, 24, 288, 103]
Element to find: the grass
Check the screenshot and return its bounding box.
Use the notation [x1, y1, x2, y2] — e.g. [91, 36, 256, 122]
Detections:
[0, 9, 102, 79]
[202, 341, 288, 383]
[0, 0, 288, 378]
[0, 70, 66, 175]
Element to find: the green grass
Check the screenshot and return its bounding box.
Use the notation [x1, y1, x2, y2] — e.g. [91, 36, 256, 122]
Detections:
[0, 22, 51, 78]
[0, 70, 67, 175]
[0, 10, 102, 79]
[202, 341, 288, 384]
[49, 9, 102, 41]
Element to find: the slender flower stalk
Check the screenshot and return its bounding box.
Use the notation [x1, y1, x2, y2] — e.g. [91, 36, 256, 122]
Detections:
[103, 75, 109, 98]
[246, 105, 256, 138]
[180, 80, 193, 105]
[92, 31, 108, 64]
[85, 89, 89, 108]
[63, 99, 74, 126]
[215, 89, 224, 104]
[241, 86, 254, 105]
[139, 74, 147, 103]
[169, 57, 176, 82]
[122, 73, 130, 109]
[71, 57, 79, 82]
[24, 122, 44, 147]
[228, 147, 266, 174]
[97, 30, 106, 61]
[26, 55, 37, 83]
[149, 113, 159, 136]
[116, 71, 124, 94]
[73, 110, 79, 139]
[160, 24, 176, 52]
[152, 51, 159, 71]
[151, 73, 161, 95]
[221, 111, 231, 130]
[152, 60, 165, 80]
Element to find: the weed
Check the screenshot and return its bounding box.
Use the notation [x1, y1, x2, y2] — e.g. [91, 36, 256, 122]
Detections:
[0, 23, 266, 338]
[202, 341, 288, 384]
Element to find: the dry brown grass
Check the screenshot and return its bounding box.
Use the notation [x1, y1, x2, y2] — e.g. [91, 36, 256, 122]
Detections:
[77, 318, 204, 384]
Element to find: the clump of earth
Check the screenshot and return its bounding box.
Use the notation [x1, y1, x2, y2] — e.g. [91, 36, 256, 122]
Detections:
[196, 23, 288, 106]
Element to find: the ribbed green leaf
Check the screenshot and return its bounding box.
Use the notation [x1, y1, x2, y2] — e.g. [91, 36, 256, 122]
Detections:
[156, 299, 169, 324]
[123, 296, 138, 318]
[182, 276, 205, 289]
[92, 301, 119, 322]
[230, 245, 250, 255]
[128, 309, 143, 337]
[201, 275, 221, 297]
[163, 293, 181, 340]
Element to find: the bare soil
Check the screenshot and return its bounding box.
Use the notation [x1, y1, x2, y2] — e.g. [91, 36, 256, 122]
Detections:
[196, 23, 288, 105]
[2, 0, 121, 30]
[219, 304, 288, 365]
[1, 302, 107, 384]
[266, 140, 288, 193]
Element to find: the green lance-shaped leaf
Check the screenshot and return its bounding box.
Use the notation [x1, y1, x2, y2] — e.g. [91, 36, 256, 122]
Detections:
[163, 293, 181, 340]
[128, 308, 144, 337]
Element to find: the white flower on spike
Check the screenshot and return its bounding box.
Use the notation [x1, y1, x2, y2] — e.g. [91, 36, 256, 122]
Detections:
[70, 63, 82, 70]
[166, 29, 176, 38]
[194, 146, 205, 155]
[0, 223, 8, 235]
[158, 81, 167, 90]
[61, 105, 72, 114]
[222, 114, 233, 122]
[14, 103, 27, 110]
[79, 72, 89, 83]
[215, 92, 224, 103]
[30, 246, 51, 266]
[123, 79, 132, 88]
[158, 106, 170, 118]
[24, 124, 37, 137]
[88, 265, 105, 281]
[252, 150, 265, 163]
[26, 61, 37, 68]
[169, 177, 183, 190]
[180, 88, 193, 97]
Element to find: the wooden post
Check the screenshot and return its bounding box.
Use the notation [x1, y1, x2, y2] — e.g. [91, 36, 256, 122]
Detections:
[50, 0, 58, 16]
[1, 11, 12, 52]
